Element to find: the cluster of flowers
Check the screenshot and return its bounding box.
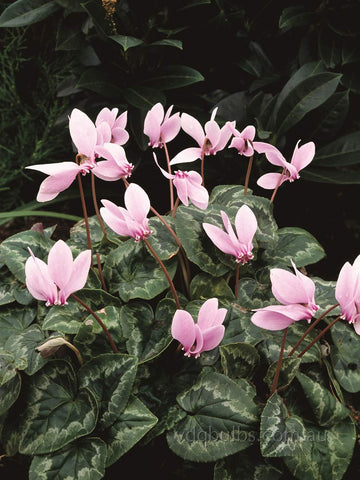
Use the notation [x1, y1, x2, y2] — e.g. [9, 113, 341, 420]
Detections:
[24, 103, 360, 360]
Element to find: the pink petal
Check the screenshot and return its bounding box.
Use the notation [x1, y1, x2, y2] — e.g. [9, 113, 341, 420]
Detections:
[234, 205, 257, 248]
[144, 110, 161, 146]
[270, 268, 309, 305]
[353, 319, 360, 335]
[241, 125, 256, 141]
[114, 111, 128, 129]
[92, 161, 124, 181]
[26, 162, 80, 176]
[335, 262, 356, 308]
[124, 183, 150, 223]
[95, 107, 118, 127]
[204, 120, 221, 149]
[25, 255, 57, 304]
[197, 298, 219, 329]
[100, 143, 127, 168]
[173, 176, 189, 206]
[291, 141, 315, 172]
[161, 113, 181, 143]
[253, 142, 287, 167]
[186, 174, 209, 210]
[215, 122, 234, 152]
[181, 113, 205, 147]
[100, 201, 130, 237]
[96, 122, 112, 145]
[188, 324, 204, 357]
[229, 137, 245, 153]
[290, 260, 316, 305]
[171, 310, 196, 352]
[170, 147, 202, 166]
[61, 250, 91, 300]
[69, 109, 97, 159]
[111, 128, 129, 145]
[202, 223, 237, 257]
[251, 309, 295, 331]
[153, 153, 175, 180]
[220, 211, 239, 248]
[201, 325, 225, 351]
[47, 240, 73, 290]
[36, 165, 82, 202]
[257, 172, 286, 190]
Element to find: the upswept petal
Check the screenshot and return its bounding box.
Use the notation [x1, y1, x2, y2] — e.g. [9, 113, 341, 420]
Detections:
[170, 147, 202, 166]
[229, 137, 245, 152]
[124, 183, 150, 223]
[111, 128, 129, 145]
[99, 143, 127, 167]
[203, 223, 237, 257]
[36, 165, 82, 202]
[241, 125, 256, 141]
[234, 205, 257, 247]
[25, 255, 57, 304]
[153, 153, 175, 180]
[220, 211, 239, 248]
[188, 324, 204, 357]
[257, 172, 286, 190]
[197, 298, 219, 329]
[291, 259, 316, 305]
[96, 122, 112, 145]
[69, 108, 97, 159]
[270, 268, 309, 305]
[144, 110, 161, 146]
[173, 176, 189, 206]
[150, 103, 165, 123]
[114, 111, 127, 129]
[335, 262, 356, 308]
[100, 202, 130, 237]
[201, 325, 225, 351]
[204, 120, 221, 149]
[253, 142, 287, 167]
[171, 310, 196, 352]
[181, 113, 205, 147]
[61, 250, 91, 300]
[47, 240, 73, 290]
[95, 107, 118, 127]
[161, 113, 181, 143]
[215, 122, 235, 152]
[291, 141, 315, 172]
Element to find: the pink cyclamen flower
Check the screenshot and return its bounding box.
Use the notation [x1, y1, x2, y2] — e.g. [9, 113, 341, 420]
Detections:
[26, 108, 98, 202]
[100, 183, 151, 241]
[144, 103, 181, 148]
[153, 153, 209, 210]
[229, 124, 256, 157]
[203, 205, 257, 264]
[25, 240, 91, 306]
[95, 107, 129, 147]
[170, 108, 235, 166]
[251, 260, 319, 331]
[254, 140, 315, 190]
[335, 256, 360, 334]
[171, 298, 227, 358]
[92, 143, 133, 181]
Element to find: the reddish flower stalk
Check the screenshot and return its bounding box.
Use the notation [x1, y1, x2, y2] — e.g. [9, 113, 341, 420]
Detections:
[298, 316, 341, 358]
[271, 327, 288, 394]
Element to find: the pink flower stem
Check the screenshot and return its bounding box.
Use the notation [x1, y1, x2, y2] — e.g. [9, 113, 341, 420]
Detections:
[200, 139, 208, 187]
[244, 155, 253, 196]
[172, 197, 180, 218]
[91, 172, 107, 237]
[270, 167, 286, 203]
[71, 293, 118, 353]
[271, 327, 288, 394]
[96, 252, 107, 292]
[77, 173, 93, 267]
[160, 135, 174, 211]
[143, 238, 181, 309]
[288, 303, 340, 357]
[234, 262, 240, 300]
[298, 316, 341, 358]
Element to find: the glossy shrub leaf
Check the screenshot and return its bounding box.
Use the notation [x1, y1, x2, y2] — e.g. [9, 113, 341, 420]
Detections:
[0, 230, 54, 282]
[262, 227, 325, 267]
[310, 90, 349, 138]
[214, 450, 283, 480]
[0, 0, 59, 27]
[260, 393, 309, 457]
[5, 325, 46, 376]
[167, 372, 258, 462]
[146, 216, 179, 261]
[29, 437, 107, 480]
[175, 204, 230, 277]
[302, 167, 360, 184]
[19, 360, 97, 455]
[190, 272, 235, 300]
[78, 353, 137, 430]
[279, 6, 314, 29]
[284, 419, 356, 480]
[103, 239, 178, 302]
[120, 298, 176, 363]
[105, 396, 158, 467]
[330, 321, 360, 393]
[142, 65, 204, 90]
[150, 39, 183, 50]
[122, 86, 166, 109]
[110, 34, 143, 51]
[220, 343, 260, 379]
[318, 29, 342, 68]
[313, 132, 360, 167]
[76, 69, 123, 99]
[0, 373, 21, 415]
[264, 357, 301, 390]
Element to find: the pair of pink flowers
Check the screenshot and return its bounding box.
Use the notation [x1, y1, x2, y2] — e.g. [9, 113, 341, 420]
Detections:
[27, 108, 133, 202]
[25, 240, 91, 306]
[251, 261, 319, 331]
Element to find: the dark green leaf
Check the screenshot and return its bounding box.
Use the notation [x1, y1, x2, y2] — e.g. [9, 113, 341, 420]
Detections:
[302, 167, 360, 184]
[0, 0, 60, 27]
[312, 277, 340, 318]
[142, 65, 204, 90]
[318, 29, 342, 68]
[146, 216, 179, 261]
[123, 86, 166, 109]
[220, 343, 260, 379]
[264, 357, 301, 390]
[310, 90, 349, 138]
[0, 351, 27, 386]
[110, 34, 143, 51]
[167, 372, 258, 462]
[222, 304, 268, 346]
[215, 91, 250, 124]
[314, 132, 360, 167]
[279, 6, 314, 29]
[76, 69, 123, 99]
[331, 321, 360, 393]
[149, 39, 183, 50]
[214, 451, 282, 480]
[190, 273, 235, 300]
[0, 373, 21, 415]
[0, 306, 36, 347]
[341, 66, 360, 94]
[5, 325, 46, 376]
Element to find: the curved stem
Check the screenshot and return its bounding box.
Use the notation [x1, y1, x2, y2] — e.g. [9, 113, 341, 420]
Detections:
[71, 293, 118, 353]
[288, 303, 340, 357]
[77, 173, 93, 267]
[234, 262, 240, 300]
[96, 252, 107, 292]
[298, 316, 341, 358]
[172, 197, 180, 218]
[271, 327, 288, 394]
[200, 139, 208, 187]
[143, 238, 180, 309]
[161, 136, 174, 211]
[91, 172, 107, 237]
[270, 167, 286, 204]
[244, 155, 253, 196]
